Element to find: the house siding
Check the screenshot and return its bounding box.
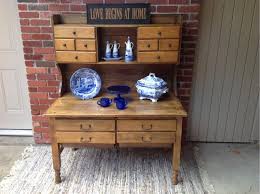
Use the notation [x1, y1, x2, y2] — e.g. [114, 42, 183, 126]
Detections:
[188, 0, 259, 142]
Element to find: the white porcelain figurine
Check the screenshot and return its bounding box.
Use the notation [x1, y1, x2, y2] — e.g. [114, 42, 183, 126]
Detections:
[112, 41, 120, 58]
[105, 41, 113, 58]
[125, 36, 134, 62]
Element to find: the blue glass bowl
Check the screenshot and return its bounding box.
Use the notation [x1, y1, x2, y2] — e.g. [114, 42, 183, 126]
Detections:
[107, 85, 130, 102]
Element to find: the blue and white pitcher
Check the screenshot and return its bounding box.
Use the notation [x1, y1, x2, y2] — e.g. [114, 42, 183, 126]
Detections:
[105, 41, 113, 58]
[125, 36, 134, 62]
[112, 41, 120, 58]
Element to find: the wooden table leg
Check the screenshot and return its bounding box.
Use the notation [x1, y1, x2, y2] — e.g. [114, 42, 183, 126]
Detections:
[51, 142, 61, 184]
[172, 117, 183, 185]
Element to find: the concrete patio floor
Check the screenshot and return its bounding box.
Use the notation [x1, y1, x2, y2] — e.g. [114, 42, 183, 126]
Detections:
[197, 143, 259, 194]
[0, 136, 259, 194]
[0, 136, 34, 181]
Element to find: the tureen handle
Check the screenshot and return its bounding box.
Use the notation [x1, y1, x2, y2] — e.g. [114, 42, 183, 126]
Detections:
[149, 73, 156, 77]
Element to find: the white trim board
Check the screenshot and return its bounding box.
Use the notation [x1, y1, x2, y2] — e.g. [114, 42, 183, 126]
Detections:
[0, 129, 33, 136]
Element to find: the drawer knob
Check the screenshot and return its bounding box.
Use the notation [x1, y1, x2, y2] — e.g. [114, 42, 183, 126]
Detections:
[147, 44, 151, 48]
[158, 32, 162, 36]
[73, 31, 76, 35]
[157, 56, 161, 60]
[80, 124, 92, 130]
[142, 124, 153, 130]
[169, 44, 172, 48]
[80, 137, 92, 143]
[84, 44, 88, 48]
[63, 43, 67, 47]
[142, 136, 152, 142]
[75, 56, 78, 60]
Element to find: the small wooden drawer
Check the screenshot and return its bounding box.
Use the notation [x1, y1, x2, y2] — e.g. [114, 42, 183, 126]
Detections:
[56, 51, 97, 63]
[55, 39, 75, 51]
[76, 39, 96, 51]
[56, 132, 115, 144]
[137, 40, 158, 51]
[54, 26, 96, 38]
[117, 132, 176, 144]
[138, 51, 178, 63]
[117, 120, 177, 131]
[138, 26, 180, 39]
[159, 39, 179, 51]
[55, 119, 115, 131]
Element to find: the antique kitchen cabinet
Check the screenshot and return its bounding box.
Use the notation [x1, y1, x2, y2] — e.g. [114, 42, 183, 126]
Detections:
[45, 14, 187, 185]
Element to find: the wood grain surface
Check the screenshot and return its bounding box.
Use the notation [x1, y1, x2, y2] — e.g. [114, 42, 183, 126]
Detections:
[55, 39, 75, 51]
[54, 26, 96, 38]
[117, 132, 176, 143]
[55, 119, 115, 131]
[56, 132, 115, 144]
[44, 92, 187, 117]
[117, 119, 177, 131]
[137, 26, 180, 39]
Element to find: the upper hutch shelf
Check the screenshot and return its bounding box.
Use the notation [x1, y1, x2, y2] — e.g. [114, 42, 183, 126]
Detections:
[52, 14, 182, 65]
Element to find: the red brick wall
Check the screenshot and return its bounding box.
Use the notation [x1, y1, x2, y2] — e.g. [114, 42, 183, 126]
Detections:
[17, 0, 200, 143]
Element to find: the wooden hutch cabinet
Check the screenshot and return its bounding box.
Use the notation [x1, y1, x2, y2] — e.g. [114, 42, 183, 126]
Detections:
[45, 14, 187, 185]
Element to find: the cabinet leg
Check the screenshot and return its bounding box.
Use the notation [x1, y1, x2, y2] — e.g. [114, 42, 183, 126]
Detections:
[55, 170, 61, 184]
[173, 170, 178, 185]
[173, 143, 181, 185]
[60, 144, 64, 153]
[172, 118, 183, 185]
[52, 143, 61, 184]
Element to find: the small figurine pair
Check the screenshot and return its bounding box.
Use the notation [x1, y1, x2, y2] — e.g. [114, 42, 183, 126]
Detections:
[105, 41, 121, 58]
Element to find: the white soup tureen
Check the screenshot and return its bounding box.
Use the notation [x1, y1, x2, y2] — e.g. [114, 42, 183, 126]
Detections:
[135, 73, 168, 102]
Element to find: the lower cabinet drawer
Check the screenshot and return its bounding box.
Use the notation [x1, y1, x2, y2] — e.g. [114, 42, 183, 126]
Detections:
[117, 120, 177, 131]
[138, 51, 178, 63]
[117, 132, 175, 144]
[56, 51, 96, 63]
[56, 132, 115, 144]
[55, 119, 115, 131]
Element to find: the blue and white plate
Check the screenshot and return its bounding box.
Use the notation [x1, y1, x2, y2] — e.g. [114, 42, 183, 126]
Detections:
[70, 68, 101, 100]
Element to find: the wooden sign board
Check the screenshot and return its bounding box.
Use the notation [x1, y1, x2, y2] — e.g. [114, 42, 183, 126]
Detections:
[86, 4, 150, 24]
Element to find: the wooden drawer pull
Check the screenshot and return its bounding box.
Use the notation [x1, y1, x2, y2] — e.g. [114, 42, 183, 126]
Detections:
[158, 31, 162, 36]
[142, 136, 152, 142]
[141, 124, 153, 130]
[84, 44, 88, 48]
[147, 44, 151, 48]
[75, 56, 78, 60]
[73, 31, 76, 35]
[80, 137, 92, 143]
[157, 55, 161, 60]
[169, 44, 172, 48]
[80, 124, 91, 130]
[63, 43, 67, 47]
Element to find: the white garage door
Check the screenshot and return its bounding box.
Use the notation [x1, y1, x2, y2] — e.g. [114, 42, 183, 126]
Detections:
[188, 0, 259, 142]
[0, 0, 32, 135]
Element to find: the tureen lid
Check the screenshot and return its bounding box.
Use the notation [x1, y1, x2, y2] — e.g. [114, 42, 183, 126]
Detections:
[136, 73, 167, 89]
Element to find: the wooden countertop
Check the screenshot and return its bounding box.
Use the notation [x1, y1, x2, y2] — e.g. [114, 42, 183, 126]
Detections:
[45, 92, 187, 118]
